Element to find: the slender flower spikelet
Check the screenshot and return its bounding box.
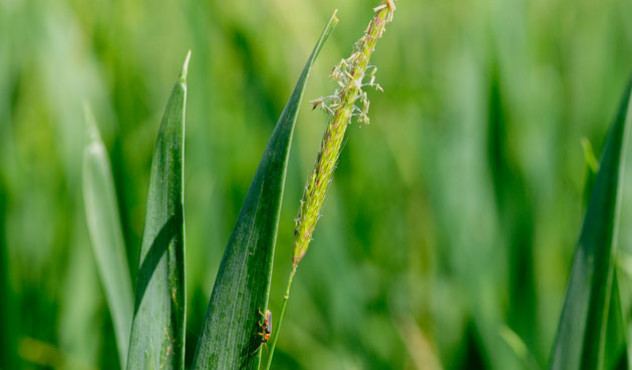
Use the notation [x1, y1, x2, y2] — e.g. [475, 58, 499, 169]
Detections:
[293, 1, 396, 266]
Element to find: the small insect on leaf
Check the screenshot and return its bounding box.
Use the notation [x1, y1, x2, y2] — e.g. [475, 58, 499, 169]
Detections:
[255, 309, 273, 353]
[258, 309, 272, 341]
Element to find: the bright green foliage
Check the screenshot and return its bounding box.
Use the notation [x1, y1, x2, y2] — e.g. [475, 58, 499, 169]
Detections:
[82, 106, 134, 368]
[190, 15, 337, 370]
[126, 52, 190, 370]
[550, 80, 632, 370]
[4, 0, 632, 369]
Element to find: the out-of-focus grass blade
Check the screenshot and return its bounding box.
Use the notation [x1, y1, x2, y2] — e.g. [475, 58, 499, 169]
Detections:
[126, 51, 190, 370]
[604, 275, 628, 370]
[82, 105, 134, 369]
[0, 177, 17, 370]
[191, 13, 338, 370]
[549, 79, 632, 370]
[617, 252, 632, 368]
[499, 326, 541, 370]
[579, 139, 628, 370]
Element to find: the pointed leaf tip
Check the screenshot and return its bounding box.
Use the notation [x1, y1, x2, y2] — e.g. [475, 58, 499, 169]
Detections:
[180, 50, 192, 83]
[83, 103, 101, 143]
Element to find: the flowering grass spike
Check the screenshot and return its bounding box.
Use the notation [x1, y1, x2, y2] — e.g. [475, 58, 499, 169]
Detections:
[264, 3, 396, 368]
[294, 0, 395, 267]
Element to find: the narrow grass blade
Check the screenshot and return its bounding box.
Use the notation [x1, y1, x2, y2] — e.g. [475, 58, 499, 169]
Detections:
[604, 275, 628, 370]
[617, 252, 632, 368]
[549, 79, 632, 370]
[191, 14, 338, 370]
[126, 51, 190, 370]
[82, 105, 134, 368]
[0, 177, 17, 370]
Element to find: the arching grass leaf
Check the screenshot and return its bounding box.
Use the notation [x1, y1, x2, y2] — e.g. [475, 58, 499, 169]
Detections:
[191, 13, 338, 370]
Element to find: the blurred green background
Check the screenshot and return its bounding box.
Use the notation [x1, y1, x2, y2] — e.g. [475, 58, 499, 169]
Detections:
[2, 0, 632, 368]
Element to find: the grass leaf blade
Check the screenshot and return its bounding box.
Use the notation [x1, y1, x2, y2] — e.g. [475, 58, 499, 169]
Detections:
[126, 51, 190, 370]
[550, 79, 632, 370]
[604, 274, 628, 370]
[191, 14, 338, 370]
[82, 106, 134, 368]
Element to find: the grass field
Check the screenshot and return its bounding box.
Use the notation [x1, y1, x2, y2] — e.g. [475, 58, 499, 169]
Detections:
[1, 0, 632, 369]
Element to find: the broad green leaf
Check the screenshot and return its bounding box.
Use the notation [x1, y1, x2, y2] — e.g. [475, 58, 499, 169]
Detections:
[82, 105, 134, 368]
[550, 79, 632, 370]
[126, 51, 190, 370]
[191, 14, 338, 370]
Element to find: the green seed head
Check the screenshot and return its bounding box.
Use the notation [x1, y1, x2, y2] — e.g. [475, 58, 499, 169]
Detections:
[292, 0, 396, 267]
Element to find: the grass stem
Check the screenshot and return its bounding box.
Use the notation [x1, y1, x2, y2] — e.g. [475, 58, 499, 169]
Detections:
[264, 265, 297, 370]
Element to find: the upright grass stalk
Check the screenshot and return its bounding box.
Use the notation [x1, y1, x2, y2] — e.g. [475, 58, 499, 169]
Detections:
[264, 2, 396, 368]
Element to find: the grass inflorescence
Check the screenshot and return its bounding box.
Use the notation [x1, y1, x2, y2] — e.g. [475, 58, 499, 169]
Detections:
[264, 2, 396, 368]
[293, 1, 395, 268]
